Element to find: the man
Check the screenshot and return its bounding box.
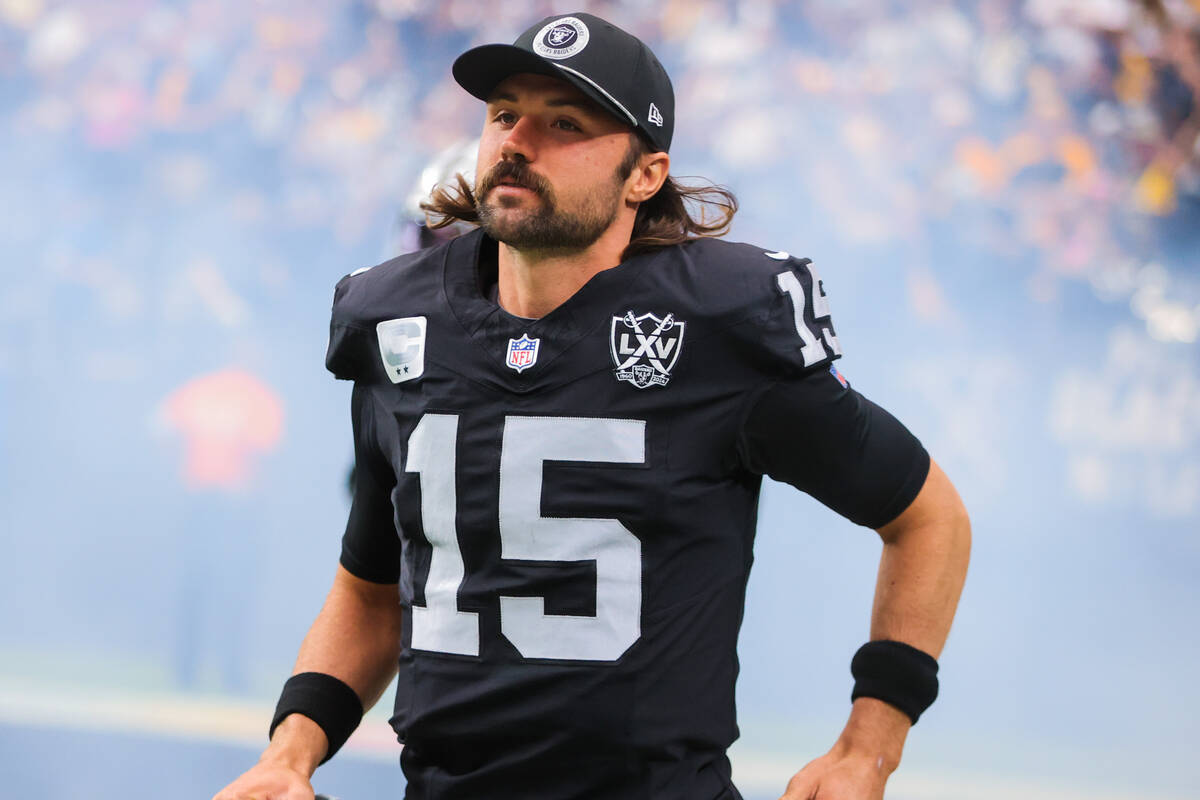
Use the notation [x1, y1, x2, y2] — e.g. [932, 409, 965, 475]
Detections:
[215, 12, 969, 800]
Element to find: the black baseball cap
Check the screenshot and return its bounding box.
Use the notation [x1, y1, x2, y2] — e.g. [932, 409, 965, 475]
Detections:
[452, 12, 675, 153]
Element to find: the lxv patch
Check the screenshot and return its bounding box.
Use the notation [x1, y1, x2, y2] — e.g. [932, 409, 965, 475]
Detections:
[610, 310, 685, 389]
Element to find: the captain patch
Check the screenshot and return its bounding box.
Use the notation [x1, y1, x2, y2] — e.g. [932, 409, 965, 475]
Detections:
[377, 316, 426, 384]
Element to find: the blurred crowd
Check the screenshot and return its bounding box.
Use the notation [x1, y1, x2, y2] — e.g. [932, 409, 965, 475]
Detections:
[1, 0, 1197, 346]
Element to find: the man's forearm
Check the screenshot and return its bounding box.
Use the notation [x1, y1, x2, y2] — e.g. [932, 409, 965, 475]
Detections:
[272, 564, 404, 769]
[871, 459, 971, 658]
[780, 459, 970, 799]
[292, 564, 404, 705]
[838, 458, 971, 766]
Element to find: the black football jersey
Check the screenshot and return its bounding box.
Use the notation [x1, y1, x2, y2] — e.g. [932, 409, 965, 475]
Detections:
[325, 228, 929, 800]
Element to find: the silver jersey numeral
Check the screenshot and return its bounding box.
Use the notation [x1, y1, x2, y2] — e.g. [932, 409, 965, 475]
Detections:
[406, 414, 480, 656]
[406, 414, 646, 662]
[499, 417, 645, 661]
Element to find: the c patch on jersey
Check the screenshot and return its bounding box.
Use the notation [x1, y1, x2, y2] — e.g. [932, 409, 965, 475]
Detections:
[610, 310, 685, 389]
[506, 333, 540, 373]
[376, 316, 426, 384]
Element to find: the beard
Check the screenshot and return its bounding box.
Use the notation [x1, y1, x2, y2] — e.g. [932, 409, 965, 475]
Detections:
[475, 159, 623, 252]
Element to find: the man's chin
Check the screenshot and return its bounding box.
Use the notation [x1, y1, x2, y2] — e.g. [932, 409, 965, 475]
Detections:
[484, 226, 541, 249]
[480, 204, 543, 236]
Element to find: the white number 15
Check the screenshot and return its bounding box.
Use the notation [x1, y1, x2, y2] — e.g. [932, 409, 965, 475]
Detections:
[405, 414, 646, 662]
[776, 261, 842, 365]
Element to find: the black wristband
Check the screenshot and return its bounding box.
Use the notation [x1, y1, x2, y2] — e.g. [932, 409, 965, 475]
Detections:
[850, 640, 939, 724]
[270, 672, 364, 764]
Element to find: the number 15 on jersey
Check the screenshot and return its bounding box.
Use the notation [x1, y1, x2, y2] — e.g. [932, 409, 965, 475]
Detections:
[406, 414, 646, 663]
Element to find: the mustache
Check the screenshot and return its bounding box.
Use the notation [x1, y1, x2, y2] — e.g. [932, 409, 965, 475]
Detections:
[477, 160, 550, 199]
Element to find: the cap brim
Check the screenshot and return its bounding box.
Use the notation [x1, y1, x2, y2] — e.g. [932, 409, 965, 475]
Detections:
[452, 44, 637, 128]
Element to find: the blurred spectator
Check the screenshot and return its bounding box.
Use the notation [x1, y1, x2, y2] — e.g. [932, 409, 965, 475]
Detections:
[163, 369, 283, 492]
[160, 368, 284, 692]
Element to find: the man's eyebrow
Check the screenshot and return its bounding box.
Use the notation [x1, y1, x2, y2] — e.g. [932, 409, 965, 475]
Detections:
[486, 92, 598, 114]
[545, 98, 599, 114]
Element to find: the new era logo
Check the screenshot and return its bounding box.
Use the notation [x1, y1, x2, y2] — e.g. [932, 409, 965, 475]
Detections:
[648, 103, 663, 127]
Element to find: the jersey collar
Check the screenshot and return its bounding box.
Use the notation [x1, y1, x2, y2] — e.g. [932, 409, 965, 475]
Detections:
[442, 228, 654, 389]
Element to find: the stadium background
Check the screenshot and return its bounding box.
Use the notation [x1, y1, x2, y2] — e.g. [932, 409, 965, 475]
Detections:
[1, 1, 1198, 798]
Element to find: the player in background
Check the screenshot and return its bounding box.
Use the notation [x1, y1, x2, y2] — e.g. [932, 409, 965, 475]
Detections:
[215, 12, 969, 800]
[388, 137, 480, 257]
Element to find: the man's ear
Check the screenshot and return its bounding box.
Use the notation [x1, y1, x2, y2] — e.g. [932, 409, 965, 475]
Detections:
[627, 151, 670, 204]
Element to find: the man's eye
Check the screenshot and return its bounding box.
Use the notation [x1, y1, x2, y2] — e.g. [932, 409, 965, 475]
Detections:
[494, 111, 516, 125]
[554, 119, 580, 132]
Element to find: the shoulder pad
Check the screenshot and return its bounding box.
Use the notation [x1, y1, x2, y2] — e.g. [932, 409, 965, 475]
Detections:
[325, 241, 450, 382]
[679, 239, 843, 376]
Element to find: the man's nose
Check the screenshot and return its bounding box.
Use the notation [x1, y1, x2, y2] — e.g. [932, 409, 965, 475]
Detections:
[499, 116, 538, 162]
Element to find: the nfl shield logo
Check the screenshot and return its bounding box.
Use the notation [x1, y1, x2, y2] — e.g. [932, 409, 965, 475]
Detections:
[506, 333, 540, 373]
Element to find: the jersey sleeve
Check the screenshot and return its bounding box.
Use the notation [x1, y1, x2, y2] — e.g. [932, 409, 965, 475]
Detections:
[740, 254, 843, 378]
[326, 273, 379, 383]
[340, 383, 402, 583]
[737, 367, 930, 529]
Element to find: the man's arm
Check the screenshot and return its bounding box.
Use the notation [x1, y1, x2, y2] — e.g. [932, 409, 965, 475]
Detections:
[781, 459, 971, 800]
[214, 565, 404, 800]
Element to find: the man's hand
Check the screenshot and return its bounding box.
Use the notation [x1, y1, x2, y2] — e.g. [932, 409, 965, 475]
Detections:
[779, 697, 910, 800]
[778, 748, 890, 800]
[213, 713, 327, 800]
[212, 760, 314, 800]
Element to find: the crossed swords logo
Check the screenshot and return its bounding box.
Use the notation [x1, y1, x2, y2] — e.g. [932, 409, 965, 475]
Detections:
[611, 310, 685, 388]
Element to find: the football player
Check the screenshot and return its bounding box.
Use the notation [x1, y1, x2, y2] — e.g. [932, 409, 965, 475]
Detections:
[215, 12, 970, 800]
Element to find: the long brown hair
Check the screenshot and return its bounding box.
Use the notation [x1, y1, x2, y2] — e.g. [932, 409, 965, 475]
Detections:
[421, 135, 738, 261]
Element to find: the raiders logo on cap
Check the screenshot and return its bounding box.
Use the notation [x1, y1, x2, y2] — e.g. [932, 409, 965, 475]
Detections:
[453, 12, 676, 152]
[533, 16, 590, 60]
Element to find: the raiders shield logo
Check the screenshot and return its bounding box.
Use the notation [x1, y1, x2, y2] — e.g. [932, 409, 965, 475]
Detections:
[610, 310, 685, 389]
[532, 16, 590, 60]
